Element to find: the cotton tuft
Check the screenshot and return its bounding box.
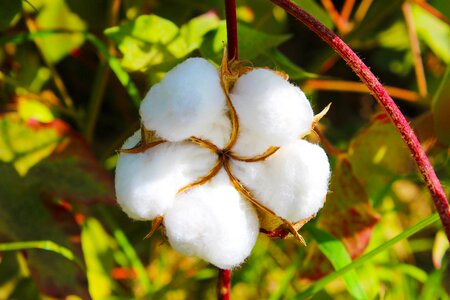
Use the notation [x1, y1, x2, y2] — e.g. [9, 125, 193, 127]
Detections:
[230, 69, 314, 156]
[139, 58, 231, 148]
[115, 57, 332, 269]
[231, 139, 331, 222]
[164, 171, 259, 269]
[115, 131, 217, 220]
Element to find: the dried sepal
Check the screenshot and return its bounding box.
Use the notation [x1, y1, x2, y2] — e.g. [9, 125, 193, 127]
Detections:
[177, 155, 223, 194]
[311, 103, 331, 131]
[117, 125, 166, 154]
[144, 216, 164, 240]
[229, 146, 280, 162]
[223, 159, 306, 246]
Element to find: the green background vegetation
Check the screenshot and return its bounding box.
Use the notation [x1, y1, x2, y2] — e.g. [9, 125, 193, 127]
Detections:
[0, 0, 449, 299]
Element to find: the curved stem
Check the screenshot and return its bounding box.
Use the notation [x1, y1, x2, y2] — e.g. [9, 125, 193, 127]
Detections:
[218, 269, 232, 300]
[270, 0, 450, 241]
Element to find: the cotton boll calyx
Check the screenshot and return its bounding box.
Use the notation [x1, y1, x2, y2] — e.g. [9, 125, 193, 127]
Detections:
[231, 139, 331, 223]
[231, 69, 314, 156]
[164, 171, 260, 269]
[115, 131, 217, 221]
[140, 58, 231, 148]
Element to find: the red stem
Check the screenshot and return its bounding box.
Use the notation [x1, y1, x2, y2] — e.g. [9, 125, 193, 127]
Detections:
[218, 269, 232, 300]
[270, 0, 450, 241]
[225, 0, 238, 61]
[217, 2, 236, 300]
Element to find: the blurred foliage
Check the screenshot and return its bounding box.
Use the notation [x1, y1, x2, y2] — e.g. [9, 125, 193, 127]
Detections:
[0, 0, 449, 299]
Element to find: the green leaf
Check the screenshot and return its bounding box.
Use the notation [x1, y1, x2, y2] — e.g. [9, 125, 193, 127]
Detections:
[35, 0, 86, 63]
[0, 0, 21, 31]
[319, 159, 380, 258]
[105, 13, 220, 71]
[432, 66, 450, 145]
[296, 214, 440, 299]
[348, 114, 414, 206]
[17, 97, 54, 123]
[292, 0, 334, 29]
[200, 21, 291, 63]
[105, 14, 180, 71]
[0, 113, 61, 176]
[0, 30, 142, 107]
[302, 159, 379, 282]
[261, 49, 318, 80]
[412, 3, 450, 63]
[0, 162, 89, 298]
[308, 226, 367, 300]
[0, 114, 115, 297]
[0, 240, 82, 268]
[376, 22, 410, 51]
[179, 13, 221, 54]
[81, 218, 116, 299]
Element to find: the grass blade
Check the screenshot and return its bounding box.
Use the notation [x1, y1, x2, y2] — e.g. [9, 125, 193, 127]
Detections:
[295, 213, 440, 299]
[308, 226, 367, 299]
[0, 240, 84, 269]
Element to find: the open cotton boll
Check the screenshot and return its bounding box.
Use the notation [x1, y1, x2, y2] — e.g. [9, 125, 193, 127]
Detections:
[231, 139, 330, 223]
[164, 171, 260, 269]
[115, 132, 217, 221]
[231, 69, 314, 156]
[140, 58, 231, 147]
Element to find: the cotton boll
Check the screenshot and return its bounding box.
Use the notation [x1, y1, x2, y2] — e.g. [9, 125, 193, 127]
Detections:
[231, 69, 314, 156]
[231, 139, 330, 223]
[115, 132, 217, 220]
[164, 171, 260, 269]
[140, 58, 231, 147]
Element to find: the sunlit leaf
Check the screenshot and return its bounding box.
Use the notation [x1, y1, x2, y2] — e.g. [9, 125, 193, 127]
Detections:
[348, 114, 414, 206]
[200, 21, 291, 63]
[81, 218, 116, 299]
[17, 97, 54, 123]
[105, 13, 220, 71]
[35, 0, 86, 63]
[412, 3, 450, 63]
[292, 0, 334, 29]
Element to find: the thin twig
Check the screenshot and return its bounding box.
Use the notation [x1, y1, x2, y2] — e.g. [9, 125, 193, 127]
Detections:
[354, 0, 373, 24]
[341, 0, 355, 23]
[270, 0, 450, 241]
[320, 0, 349, 33]
[402, 1, 428, 98]
[303, 79, 421, 102]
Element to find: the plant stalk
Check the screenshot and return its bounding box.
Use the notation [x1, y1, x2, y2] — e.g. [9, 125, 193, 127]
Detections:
[270, 0, 450, 241]
[217, 1, 237, 299]
[225, 0, 238, 61]
[218, 269, 232, 300]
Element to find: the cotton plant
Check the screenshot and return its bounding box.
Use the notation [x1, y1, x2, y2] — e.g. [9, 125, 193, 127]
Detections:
[115, 55, 331, 269]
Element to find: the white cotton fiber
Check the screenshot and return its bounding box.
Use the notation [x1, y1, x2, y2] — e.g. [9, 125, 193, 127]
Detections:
[164, 171, 260, 269]
[230, 69, 314, 156]
[115, 131, 217, 221]
[231, 139, 330, 223]
[140, 58, 231, 148]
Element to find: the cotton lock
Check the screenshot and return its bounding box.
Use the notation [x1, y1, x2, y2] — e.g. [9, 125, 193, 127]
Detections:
[115, 57, 331, 269]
